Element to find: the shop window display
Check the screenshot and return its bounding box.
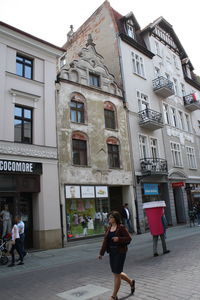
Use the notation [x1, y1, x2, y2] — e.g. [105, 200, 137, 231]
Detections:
[65, 185, 109, 239]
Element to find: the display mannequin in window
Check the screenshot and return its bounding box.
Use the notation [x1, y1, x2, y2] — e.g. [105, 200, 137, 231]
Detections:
[0, 204, 12, 238]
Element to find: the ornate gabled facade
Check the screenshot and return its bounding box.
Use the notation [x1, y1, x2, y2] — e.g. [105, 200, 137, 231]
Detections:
[57, 36, 135, 241]
[62, 1, 200, 232]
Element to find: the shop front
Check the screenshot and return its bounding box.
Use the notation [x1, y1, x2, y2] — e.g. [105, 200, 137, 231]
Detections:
[65, 185, 110, 240]
[185, 183, 200, 210]
[0, 159, 42, 248]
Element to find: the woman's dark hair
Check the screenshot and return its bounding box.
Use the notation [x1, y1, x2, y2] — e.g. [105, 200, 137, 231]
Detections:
[108, 211, 122, 225]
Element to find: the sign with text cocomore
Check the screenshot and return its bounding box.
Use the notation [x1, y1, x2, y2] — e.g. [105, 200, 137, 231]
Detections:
[0, 159, 42, 175]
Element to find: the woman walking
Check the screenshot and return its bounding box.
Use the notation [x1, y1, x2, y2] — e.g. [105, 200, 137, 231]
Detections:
[8, 216, 24, 267]
[99, 211, 135, 300]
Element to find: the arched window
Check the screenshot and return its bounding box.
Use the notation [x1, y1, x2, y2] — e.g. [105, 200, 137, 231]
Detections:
[104, 102, 116, 129]
[72, 132, 88, 166]
[70, 93, 85, 123]
[107, 137, 120, 168]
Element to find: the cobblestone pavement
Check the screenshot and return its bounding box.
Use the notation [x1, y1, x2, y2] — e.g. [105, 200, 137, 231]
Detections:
[1, 224, 200, 300]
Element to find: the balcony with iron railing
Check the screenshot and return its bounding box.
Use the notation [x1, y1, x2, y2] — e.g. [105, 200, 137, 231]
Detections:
[183, 93, 200, 111]
[140, 158, 168, 176]
[138, 108, 164, 130]
[152, 76, 175, 98]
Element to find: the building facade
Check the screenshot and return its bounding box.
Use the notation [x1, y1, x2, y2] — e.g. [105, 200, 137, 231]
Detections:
[63, 1, 200, 231]
[0, 22, 64, 249]
[57, 36, 135, 241]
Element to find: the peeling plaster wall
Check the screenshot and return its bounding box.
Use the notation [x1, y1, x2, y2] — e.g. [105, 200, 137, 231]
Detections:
[63, 2, 122, 86]
[57, 83, 132, 186]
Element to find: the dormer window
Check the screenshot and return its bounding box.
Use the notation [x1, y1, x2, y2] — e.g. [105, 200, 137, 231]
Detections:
[126, 19, 135, 39]
[89, 72, 100, 87]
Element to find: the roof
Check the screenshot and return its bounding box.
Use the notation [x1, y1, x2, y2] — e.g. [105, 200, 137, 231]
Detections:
[0, 21, 65, 53]
[141, 17, 194, 70]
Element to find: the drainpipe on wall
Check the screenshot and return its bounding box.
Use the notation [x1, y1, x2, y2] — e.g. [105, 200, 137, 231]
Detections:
[116, 34, 141, 234]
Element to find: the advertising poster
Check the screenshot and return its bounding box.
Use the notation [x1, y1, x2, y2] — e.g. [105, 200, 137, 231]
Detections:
[95, 186, 108, 198]
[81, 186, 95, 198]
[65, 185, 80, 199]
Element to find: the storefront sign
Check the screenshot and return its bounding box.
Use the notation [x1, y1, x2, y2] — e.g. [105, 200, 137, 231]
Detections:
[0, 159, 42, 174]
[81, 186, 95, 198]
[144, 184, 159, 195]
[65, 185, 80, 198]
[172, 182, 184, 188]
[95, 186, 108, 198]
[193, 194, 200, 198]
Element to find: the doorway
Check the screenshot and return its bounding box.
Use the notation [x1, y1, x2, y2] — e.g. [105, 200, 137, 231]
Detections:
[109, 187, 123, 213]
[173, 187, 186, 223]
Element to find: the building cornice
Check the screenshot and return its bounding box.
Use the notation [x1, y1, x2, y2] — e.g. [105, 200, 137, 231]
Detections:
[0, 141, 57, 160]
[57, 78, 124, 101]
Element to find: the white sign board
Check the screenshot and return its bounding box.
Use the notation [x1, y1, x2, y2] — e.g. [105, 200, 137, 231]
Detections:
[95, 186, 108, 198]
[65, 185, 80, 199]
[81, 186, 95, 198]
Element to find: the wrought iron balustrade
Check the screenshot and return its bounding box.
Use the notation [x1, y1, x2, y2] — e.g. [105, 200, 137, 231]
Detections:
[140, 158, 168, 175]
[183, 93, 199, 105]
[152, 76, 174, 96]
[138, 108, 163, 125]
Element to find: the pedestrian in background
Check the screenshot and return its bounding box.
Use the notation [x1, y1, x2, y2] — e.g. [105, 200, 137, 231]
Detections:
[8, 216, 24, 267]
[98, 211, 135, 300]
[153, 208, 170, 257]
[121, 203, 133, 233]
[16, 215, 26, 258]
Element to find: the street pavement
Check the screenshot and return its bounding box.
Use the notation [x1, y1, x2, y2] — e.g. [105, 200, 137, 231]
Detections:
[1, 224, 200, 300]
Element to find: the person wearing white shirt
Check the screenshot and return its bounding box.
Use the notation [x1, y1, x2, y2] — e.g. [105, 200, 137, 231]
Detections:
[8, 216, 24, 267]
[121, 203, 133, 233]
[17, 216, 26, 258]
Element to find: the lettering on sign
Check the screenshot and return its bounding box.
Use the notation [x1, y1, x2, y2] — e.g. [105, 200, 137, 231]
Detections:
[0, 160, 42, 174]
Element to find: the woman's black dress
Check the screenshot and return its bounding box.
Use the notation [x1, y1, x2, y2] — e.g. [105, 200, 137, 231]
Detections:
[108, 230, 126, 274]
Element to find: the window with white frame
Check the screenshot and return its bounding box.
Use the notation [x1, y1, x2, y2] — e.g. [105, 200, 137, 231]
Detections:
[170, 142, 183, 167]
[137, 91, 149, 111]
[170, 107, 177, 127]
[163, 103, 170, 124]
[132, 52, 145, 77]
[126, 19, 135, 39]
[181, 83, 186, 96]
[173, 54, 179, 69]
[155, 67, 160, 78]
[150, 138, 158, 159]
[165, 73, 170, 80]
[173, 78, 179, 95]
[139, 135, 148, 158]
[186, 146, 197, 169]
[177, 110, 184, 130]
[185, 113, 191, 132]
[155, 41, 161, 57]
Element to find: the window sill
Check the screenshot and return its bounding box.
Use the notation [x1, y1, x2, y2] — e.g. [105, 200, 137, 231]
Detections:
[133, 72, 146, 80]
[173, 165, 184, 169]
[72, 164, 91, 168]
[71, 121, 88, 126]
[105, 127, 118, 132]
[6, 72, 44, 86]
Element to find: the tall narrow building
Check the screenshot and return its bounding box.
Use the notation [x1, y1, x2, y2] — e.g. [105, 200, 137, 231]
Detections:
[56, 35, 134, 241]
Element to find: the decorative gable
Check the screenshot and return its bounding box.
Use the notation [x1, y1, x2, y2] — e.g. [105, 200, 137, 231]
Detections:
[59, 34, 122, 97]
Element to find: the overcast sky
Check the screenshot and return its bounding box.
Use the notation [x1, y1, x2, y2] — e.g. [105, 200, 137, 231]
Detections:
[1, 0, 199, 74]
